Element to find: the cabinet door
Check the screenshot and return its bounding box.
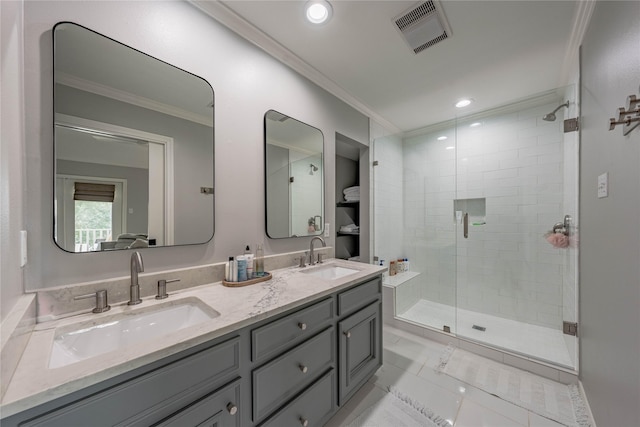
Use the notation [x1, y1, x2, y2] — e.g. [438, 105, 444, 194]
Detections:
[153, 379, 241, 427]
[338, 301, 381, 405]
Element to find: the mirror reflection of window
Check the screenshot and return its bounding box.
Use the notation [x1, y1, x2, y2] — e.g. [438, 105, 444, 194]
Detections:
[56, 176, 125, 252]
[264, 110, 324, 239]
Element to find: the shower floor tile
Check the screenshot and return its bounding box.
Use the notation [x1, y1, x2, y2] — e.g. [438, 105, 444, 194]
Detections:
[398, 299, 574, 368]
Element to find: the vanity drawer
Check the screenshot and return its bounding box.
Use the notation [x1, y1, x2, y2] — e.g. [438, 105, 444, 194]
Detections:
[153, 378, 241, 427]
[20, 336, 240, 427]
[251, 297, 334, 362]
[258, 369, 336, 427]
[252, 327, 335, 422]
[337, 277, 381, 315]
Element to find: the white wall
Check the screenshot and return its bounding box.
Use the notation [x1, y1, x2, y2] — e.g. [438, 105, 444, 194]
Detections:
[20, 1, 369, 290]
[580, 2, 640, 425]
[0, 0, 25, 320]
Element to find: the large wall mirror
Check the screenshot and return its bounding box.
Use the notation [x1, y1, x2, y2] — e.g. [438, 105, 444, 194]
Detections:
[53, 22, 214, 253]
[265, 110, 324, 238]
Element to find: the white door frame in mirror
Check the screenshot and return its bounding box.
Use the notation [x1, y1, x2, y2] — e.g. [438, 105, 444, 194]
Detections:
[55, 113, 175, 246]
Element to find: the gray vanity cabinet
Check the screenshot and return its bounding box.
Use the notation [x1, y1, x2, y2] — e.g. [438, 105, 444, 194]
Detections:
[3, 274, 382, 427]
[11, 336, 241, 427]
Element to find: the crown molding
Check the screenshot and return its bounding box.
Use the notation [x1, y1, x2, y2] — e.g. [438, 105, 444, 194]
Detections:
[55, 73, 214, 127]
[559, 0, 596, 86]
[189, 0, 402, 135]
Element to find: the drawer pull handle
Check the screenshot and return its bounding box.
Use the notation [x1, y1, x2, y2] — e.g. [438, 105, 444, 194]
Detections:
[299, 417, 309, 426]
[298, 322, 307, 330]
[344, 331, 351, 338]
[227, 403, 238, 415]
[299, 364, 308, 373]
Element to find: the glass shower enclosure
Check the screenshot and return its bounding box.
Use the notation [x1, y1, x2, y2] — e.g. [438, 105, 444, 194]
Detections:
[374, 87, 579, 370]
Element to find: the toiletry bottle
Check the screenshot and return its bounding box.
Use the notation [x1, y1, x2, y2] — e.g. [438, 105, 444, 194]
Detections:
[405, 258, 410, 272]
[244, 245, 254, 279]
[237, 256, 248, 282]
[255, 244, 265, 277]
[397, 258, 404, 273]
[229, 256, 236, 282]
[226, 256, 235, 281]
[389, 260, 396, 276]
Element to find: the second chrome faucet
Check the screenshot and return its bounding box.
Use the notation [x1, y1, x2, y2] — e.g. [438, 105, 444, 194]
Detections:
[128, 251, 144, 305]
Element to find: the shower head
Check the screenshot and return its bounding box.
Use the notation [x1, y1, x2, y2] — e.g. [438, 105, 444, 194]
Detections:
[309, 164, 318, 175]
[543, 101, 570, 121]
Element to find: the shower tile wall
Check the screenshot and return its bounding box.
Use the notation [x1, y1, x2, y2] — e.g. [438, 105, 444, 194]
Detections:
[403, 101, 567, 330]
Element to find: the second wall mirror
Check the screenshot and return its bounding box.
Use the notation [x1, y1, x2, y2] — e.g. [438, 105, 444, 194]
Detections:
[264, 110, 324, 238]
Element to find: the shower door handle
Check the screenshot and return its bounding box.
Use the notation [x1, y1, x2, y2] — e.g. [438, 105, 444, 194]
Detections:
[463, 213, 469, 239]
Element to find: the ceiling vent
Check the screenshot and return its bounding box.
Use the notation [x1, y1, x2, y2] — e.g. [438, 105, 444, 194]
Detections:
[393, 1, 452, 54]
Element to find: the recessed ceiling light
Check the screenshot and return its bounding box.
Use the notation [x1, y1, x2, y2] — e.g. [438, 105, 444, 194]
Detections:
[470, 122, 482, 127]
[305, 0, 333, 24]
[455, 98, 473, 108]
[445, 146, 455, 150]
[437, 135, 448, 141]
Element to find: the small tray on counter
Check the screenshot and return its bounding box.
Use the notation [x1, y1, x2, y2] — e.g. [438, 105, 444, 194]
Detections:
[222, 272, 273, 287]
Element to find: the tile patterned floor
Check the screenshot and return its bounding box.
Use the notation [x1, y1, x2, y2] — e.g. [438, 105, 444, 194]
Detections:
[398, 299, 575, 368]
[325, 325, 567, 427]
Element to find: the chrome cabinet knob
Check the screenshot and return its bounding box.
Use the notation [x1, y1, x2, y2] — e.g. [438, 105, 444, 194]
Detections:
[344, 331, 351, 338]
[298, 322, 307, 330]
[299, 417, 309, 426]
[227, 403, 238, 415]
[299, 364, 308, 373]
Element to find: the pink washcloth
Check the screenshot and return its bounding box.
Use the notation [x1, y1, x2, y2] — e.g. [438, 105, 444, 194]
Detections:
[546, 233, 570, 248]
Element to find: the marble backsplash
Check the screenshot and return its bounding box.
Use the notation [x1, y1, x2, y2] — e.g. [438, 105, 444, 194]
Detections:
[34, 247, 334, 322]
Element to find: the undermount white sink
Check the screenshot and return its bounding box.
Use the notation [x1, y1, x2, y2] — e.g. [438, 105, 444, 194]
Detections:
[49, 297, 219, 369]
[301, 264, 359, 280]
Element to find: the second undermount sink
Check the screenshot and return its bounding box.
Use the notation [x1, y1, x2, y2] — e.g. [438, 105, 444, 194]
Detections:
[49, 297, 219, 369]
[301, 263, 360, 280]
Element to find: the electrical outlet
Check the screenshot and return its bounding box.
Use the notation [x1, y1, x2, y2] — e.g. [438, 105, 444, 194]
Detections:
[597, 173, 608, 198]
[324, 223, 330, 238]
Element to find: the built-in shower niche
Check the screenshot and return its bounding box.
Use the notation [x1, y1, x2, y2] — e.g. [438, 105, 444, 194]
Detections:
[453, 198, 486, 226]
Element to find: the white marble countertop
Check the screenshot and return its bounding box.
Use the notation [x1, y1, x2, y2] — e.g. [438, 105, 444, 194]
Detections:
[1, 259, 385, 418]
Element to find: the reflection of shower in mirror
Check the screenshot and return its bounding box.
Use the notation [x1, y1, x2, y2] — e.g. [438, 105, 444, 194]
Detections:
[309, 163, 319, 175]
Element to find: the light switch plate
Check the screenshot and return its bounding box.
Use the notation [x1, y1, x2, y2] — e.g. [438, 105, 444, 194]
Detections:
[324, 223, 330, 237]
[597, 173, 608, 198]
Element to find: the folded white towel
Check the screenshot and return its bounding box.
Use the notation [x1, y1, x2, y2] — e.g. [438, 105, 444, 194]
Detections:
[343, 186, 360, 194]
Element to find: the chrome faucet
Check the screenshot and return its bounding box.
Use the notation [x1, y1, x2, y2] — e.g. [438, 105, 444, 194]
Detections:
[128, 251, 144, 305]
[309, 236, 326, 266]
